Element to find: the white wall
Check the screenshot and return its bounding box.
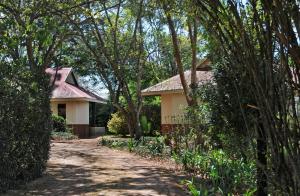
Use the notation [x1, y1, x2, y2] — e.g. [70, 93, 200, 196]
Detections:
[161, 92, 188, 124]
[50, 101, 89, 125]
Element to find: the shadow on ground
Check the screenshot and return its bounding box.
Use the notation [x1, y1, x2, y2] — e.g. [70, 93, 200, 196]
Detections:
[5, 139, 187, 196]
[22, 165, 185, 196]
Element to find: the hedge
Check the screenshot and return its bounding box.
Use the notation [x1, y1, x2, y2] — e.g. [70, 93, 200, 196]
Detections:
[0, 67, 52, 192]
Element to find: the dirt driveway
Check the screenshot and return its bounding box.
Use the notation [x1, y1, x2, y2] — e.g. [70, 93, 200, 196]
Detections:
[6, 138, 187, 196]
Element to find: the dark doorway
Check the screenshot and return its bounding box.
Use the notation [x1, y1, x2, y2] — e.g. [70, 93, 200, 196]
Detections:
[58, 104, 66, 119]
[89, 102, 113, 127]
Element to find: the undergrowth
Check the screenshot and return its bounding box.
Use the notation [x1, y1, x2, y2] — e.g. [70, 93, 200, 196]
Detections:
[100, 135, 256, 195]
[100, 136, 169, 157]
[51, 131, 78, 140]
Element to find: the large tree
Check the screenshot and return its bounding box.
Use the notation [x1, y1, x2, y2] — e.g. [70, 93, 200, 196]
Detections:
[0, 0, 79, 191]
[59, 0, 146, 139]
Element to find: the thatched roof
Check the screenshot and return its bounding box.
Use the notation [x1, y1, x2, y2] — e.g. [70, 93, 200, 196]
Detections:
[142, 59, 213, 96]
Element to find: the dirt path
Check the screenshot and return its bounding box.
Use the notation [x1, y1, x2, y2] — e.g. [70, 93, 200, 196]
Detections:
[6, 138, 187, 196]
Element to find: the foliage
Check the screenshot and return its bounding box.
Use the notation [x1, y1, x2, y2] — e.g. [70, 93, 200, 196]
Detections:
[141, 102, 161, 133]
[181, 179, 205, 196]
[63, 0, 147, 139]
[174, 149, 256, 195]
[100, 136, 168, 157]
[182, 178, 256, 196]
[195, 0, 300, 194]
[0, 0, 298, 194]
[51, 131, 78, 141]
[0, 0, 90, 191]
[137, 136, 166, 156]
[101, 137, 132, 149]
[51, 115, 67, 132]
[107, 112, 129, 136]
[89, 102, 112, 127]
[0, 0, 73, 191]
[170, 104, 256, 195]
[194, 82, 255, 158]
[95, 103, 113, 127]
[0, 66, 52, 193]
[127, 138, 135, 152]
[140, 115, 152, 136]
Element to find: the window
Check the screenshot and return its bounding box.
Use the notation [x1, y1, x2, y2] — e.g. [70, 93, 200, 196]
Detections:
[58, 104, 66, 119]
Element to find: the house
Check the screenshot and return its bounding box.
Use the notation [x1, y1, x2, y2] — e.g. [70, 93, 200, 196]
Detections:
[46, 67, 106, 138]
[141, 59, 213, 133]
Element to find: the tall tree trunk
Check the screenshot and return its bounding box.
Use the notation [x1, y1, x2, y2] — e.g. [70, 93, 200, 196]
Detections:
[125, 111, 135, 138]
[123, 105, 142, 140]
[134, 111, 142, 140]
[187, 17, 198, 106]
[135, 2, 144, 140]
[164, 5, 193, 106]
[257, 122, 268, 196]
[164, 5, 198, 106]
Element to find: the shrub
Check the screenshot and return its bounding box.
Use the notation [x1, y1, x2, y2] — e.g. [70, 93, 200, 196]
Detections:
[100, 136, 169, 157]
[107, 112, 128, 136]
[0, 67, 51, 192]
[51, 114, 67, 132]
[101, 137, 128, 148]
[144, 136, 165, 156]
[140, 115, 152, 136]
[181, 179, 204, 196]
[51, 131, 78, 140]
[174, 149, 256, 194]
[127, 138, 135, 152]
[141, 104, 161, 133]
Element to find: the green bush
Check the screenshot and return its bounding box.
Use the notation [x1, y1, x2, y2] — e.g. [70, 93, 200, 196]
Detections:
[144, 136, 165, 156]
[141, 104, 161, 133]
[174, 149, 256, 194]
[181, 179, 204, 196]
[0, 67, 51, 192]
[140, 115, 152, 136]
[107, 112, 128, 136]
[101, 137, 128, 148]
[51, 131, 78, 140]
[51, 114, 67, 132]
[100, 136, 168, 157]
[127, 138, 135, 152]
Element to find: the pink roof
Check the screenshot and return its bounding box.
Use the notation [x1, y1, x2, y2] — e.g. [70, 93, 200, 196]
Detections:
[46, 67, 106, 103]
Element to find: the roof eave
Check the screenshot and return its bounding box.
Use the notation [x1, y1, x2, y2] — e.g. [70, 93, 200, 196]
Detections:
[50, 97, 107, 104]
[141, 89, 184, 96]
[86, 98, 107, 104]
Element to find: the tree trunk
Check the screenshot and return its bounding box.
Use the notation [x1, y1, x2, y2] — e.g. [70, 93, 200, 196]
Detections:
[134, 111, 142, 140]
[131, 108, 142, 140]
[187, 17, 198, 106]
[125, 112, 135, 138]
[257, 123, 268, 196]
[125, 101, 142, 140]
[164, 5, 193, 106]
